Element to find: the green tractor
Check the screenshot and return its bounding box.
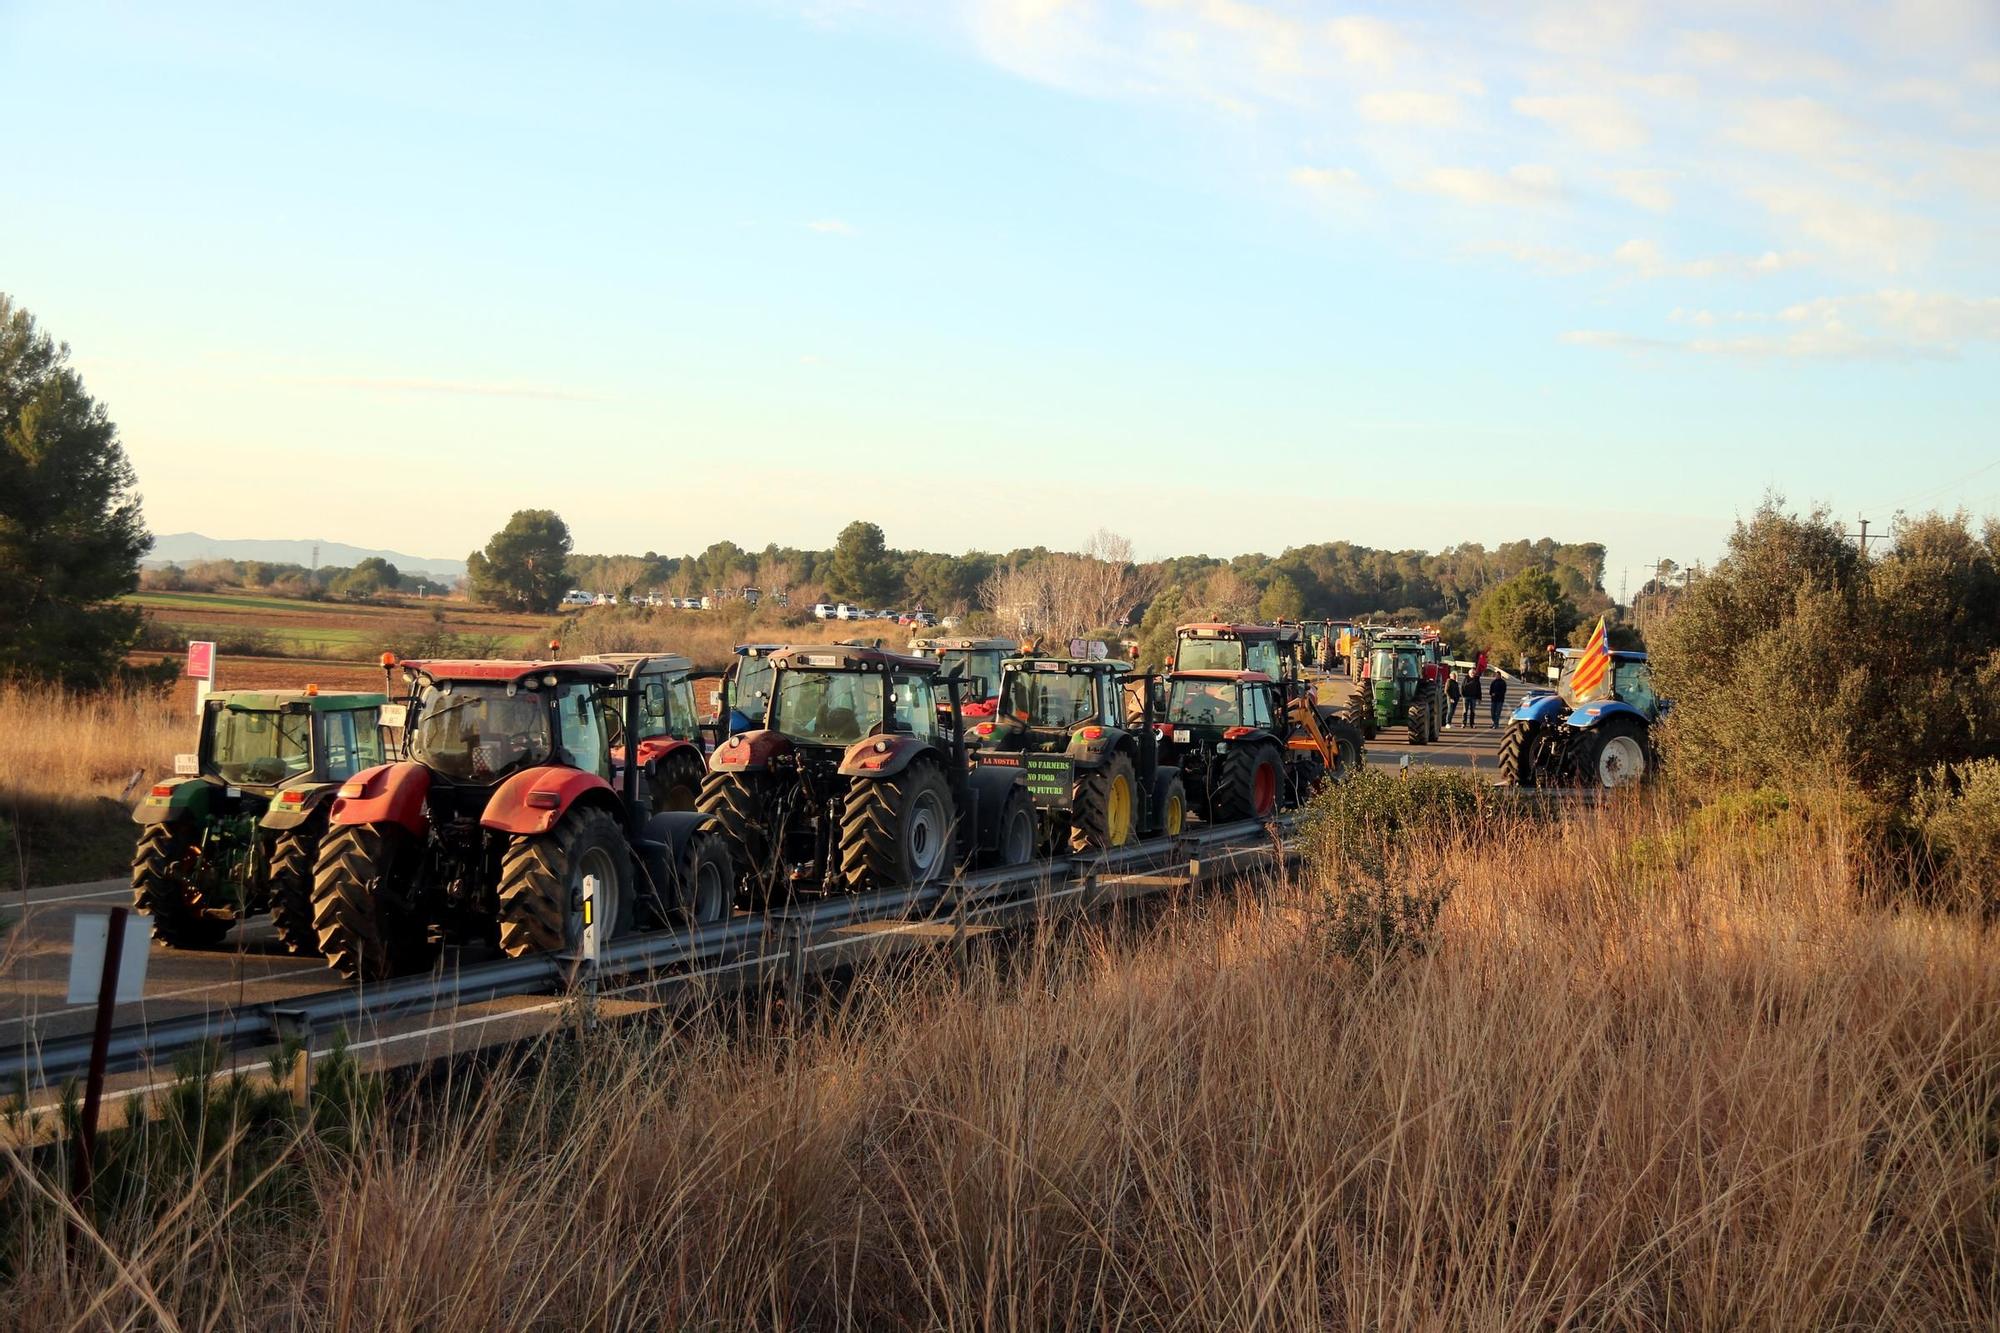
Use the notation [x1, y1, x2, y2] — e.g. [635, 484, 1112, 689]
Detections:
[968, 655, 1187, 853]
[132, 689, 387, 952]
[1345, 632, 1447, 744]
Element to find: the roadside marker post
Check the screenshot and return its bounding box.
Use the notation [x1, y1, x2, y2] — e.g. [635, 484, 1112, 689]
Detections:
[186, 640, 217, 718]
[577, 874, 600, 1028]
[65, 907, 150, 1242]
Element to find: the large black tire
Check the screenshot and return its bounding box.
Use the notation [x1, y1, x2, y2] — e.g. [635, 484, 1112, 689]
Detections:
[1321, 714, 1365, 778]
[267, 827, 323, 956]
[1344, 689, 1377, 741]
[1156, 776, 1188, 838]
[497, 805, 632, 957]
[1498, 720, 1536, 787]
[1071, 752, 1138, 853]
[659, 829, 734, 926]
[697, 770, 778, 907]
[1408, 682, 1436, 745]
[994, 786, 1036, 867]
[312, 823, 434, 980]
[839, 759, 955, 892]
[1573, 718, 1651, 790]
[1212, 742, 1282, 823]
[649, 747, 707, 815]
[131, 824, 232, 949]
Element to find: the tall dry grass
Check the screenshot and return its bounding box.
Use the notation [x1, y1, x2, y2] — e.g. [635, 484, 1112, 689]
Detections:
[7, 792, 1999, 1328]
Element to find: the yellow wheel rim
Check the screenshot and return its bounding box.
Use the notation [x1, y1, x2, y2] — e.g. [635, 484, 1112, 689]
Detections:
[1164, 790, 1185, 836]
[1107, 774, 1133, 847]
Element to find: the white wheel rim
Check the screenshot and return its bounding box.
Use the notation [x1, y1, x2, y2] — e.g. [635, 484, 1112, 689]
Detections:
[1599, 735, 1646, 787]
[907, 791, 946, 877]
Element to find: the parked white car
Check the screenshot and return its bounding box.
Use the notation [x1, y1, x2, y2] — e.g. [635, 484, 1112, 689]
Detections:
[812, 602, 837, 620]
[835, 603, 861, 621]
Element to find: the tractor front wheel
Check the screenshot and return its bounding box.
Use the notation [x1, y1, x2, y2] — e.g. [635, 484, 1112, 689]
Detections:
[1408, 683, 1437, 745]
[1498, 720, 1536, 787]
[497, 805, 632, 957]
[1323, 715, 1365, 779]
[1344, 689, 1376, 741]
[664, 830, 734, 926]
[1215, 743, 1282, 822]
[1071, 753, 1138, 853]
[312, 823, 435, 980]
[839, 759, 955, 891]
[1576, 719, 1650, 789]
[995, 785, 1036, 867]
[267, 827, 323, 956]
[1157, 776, 1188, 837]
[131, 825, 232, 950]
[649, 748, 707, 815]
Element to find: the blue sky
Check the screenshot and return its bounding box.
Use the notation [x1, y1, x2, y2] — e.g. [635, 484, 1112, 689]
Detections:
[3, 0, 1995, 593]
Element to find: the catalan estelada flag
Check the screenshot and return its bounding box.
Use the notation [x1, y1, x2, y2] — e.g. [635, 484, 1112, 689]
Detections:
[1570, 615, 1611, 702]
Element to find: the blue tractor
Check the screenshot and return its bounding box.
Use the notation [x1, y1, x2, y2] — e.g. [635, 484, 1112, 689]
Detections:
[1498, 649, 1666, 789]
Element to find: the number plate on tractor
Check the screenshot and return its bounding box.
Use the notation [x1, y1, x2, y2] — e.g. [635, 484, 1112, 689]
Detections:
[1172, 728, 1191, 743]
[378, 703, 408, 729]
[173, 753, 199, 775]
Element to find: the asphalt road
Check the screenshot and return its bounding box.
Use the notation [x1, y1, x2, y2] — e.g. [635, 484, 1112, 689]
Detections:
[1321, 670, 1524, 776]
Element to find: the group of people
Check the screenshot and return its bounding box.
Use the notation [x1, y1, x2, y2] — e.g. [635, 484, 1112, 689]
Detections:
[1443, 666, 1509, 729]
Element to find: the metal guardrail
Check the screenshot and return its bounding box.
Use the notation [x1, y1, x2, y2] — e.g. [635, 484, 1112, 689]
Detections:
[3, 817, 1296, 1091]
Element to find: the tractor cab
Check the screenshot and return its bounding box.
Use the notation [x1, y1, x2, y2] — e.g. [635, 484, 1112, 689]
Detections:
[396, 659, 621, 788]
[1154, 670, 1296, 821]
[175, 689, 389, 795]
[579, 653, 710, 813]
[1545, 649, 1662, 719]
[1171, 623, 1298, 680]
[909, 636, 1013, 719]
[972, 657, 1132, 752]
[718, 643, 786, 737]
[729, 645, 949, 766]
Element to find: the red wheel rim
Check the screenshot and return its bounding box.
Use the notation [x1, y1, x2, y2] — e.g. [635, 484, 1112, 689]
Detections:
[1253, 761, 1278, 815]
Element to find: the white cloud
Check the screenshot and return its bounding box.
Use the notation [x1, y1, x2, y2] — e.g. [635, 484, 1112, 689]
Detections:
[1513, 94, 1648, 152]
[1671, 29, 1849, 85]
[1358, 90, 1461, 127]
[1753, 186, 1933, 271]
[1609, 169, 1675, 213]
[1415, 164, 1563, 208]
[1613, 238, 1811, 279]
[805, 218, 858, 236]
[1726, 97, 1851, 158]
[1325, 15, 1401, 71]
[1564, 288, 2000, 360]
[1289, 164, 1368, 195]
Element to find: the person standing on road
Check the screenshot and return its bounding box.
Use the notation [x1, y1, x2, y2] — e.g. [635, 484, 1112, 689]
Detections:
[1463, 669, 1482, 727]
[1444, 670, 1461, 730]
[1489, 671, 1509, 727]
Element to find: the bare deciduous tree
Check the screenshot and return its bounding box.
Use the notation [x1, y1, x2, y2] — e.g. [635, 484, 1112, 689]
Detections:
[981, 530, 1159, 642]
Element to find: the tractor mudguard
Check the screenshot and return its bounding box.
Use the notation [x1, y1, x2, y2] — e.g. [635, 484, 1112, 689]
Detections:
[259, 781, 337, 832]
[482, 765, 619, 837]
[1064, 725, 1129, 766]
[837, 734, 933, 779]
[709, 728, 792, 774]
[634, 736, 702, 770]
[630, 809, 717, 897]
[1566, 699, 1649, 730]
[967, 764, 1027, 855]
[132, 775, 215, 827]
[1513, 693, 1568, 725]
[329, 761, 431, 835]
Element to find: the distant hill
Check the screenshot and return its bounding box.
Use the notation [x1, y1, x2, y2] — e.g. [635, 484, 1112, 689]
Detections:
[144, 532, 467, 580]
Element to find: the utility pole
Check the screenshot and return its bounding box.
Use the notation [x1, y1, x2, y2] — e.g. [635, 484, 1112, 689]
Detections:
[1849, 514, 1889, 555]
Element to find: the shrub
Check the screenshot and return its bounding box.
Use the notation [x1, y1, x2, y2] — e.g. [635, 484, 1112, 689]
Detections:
[1915, 758, 2000, 905]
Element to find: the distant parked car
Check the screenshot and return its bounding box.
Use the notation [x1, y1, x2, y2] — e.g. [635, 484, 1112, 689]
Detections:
[835, 603, 861, 621]
[812, 602, 837, 620]
[562, 590, 594, 607]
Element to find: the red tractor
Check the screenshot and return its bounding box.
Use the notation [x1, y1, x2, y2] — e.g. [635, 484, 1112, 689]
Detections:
[579, 653, 709, 814]
[1171, 622, 1366, 776]
[697, 644, 1035, 908]
[1152, 670, 1309, 822]
[310, 657, 733, 980]
[908, 636, 1013, 722]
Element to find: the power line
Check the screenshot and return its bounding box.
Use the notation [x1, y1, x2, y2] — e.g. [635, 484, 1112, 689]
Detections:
[1883, 455, 2000, 513]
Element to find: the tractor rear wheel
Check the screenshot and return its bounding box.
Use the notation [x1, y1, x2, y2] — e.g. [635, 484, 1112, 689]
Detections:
[839, 759, 955, 891]
[131, 825, 232, 949]
[1322, 715, 1365, 778]
[995, 785, 1036, 867]
[1498, 721, 1536, 787]
[697, 770, 778, 907]
[267, 827, 323, 956]
[1157, 776, 1188, 837]
[497, 805, 632, 957]
[1214, 743, 1282, 822]
[312, 823, 435, 980]
[1408, 683, 1436, 745]
[1344, 690, 1376, 741]
[1575, 719, 1650, 789]
[649, 748, 707, 815]
[1071, 752, 1138, 853]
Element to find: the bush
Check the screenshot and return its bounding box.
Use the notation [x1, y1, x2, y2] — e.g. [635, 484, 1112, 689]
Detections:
[1915, 759, 2000, 905]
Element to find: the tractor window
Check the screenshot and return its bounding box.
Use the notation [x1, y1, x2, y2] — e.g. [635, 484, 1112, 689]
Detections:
[555, 683, 609, 778]
[1176, 639, 1243, 672]
[639, 678, 673, 740]
[734, 655, 775, 718]
[891, 675, 937, 740]
[1002, 671, 1096, 728]
[1244, 641, 1283, 678]
[410, 683, 553, 781]
[939, 650, 1005, 698]
[1243, 687, 1273, 730]
[1612, 661, 1657, 715]
[668, 677, 698, 739]
[318, 710, 384, 781]
[773, 670, 884, 746]
[1167, 680, 1242, 728]
[207, 707, 312, 786]
[1100, 674, 1127, 723]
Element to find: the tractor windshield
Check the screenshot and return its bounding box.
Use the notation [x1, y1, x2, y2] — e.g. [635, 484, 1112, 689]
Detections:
[772, 670, 885, 746]
[1168, 680, 1243, 728]
[410, 682, 553, 781]
[1177, 639, 1242, 672]
[207, 707, 312, 786]
[733, 655, 775, 719]
[937, 650, 1003, 697]
[1371, 648, 1418, 680]
[1000, 670, 1098, 728]
[638, 674, 699, 741]
[1612, 660, 1657, 715]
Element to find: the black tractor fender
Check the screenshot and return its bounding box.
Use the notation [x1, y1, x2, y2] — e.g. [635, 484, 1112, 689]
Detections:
[633, 809, 721, 906]
[965, 763, 1028, 857]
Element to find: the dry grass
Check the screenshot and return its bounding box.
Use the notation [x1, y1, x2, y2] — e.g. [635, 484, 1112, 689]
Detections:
[0, 686, 184, 890]
[7, 791, 1999, 1327]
